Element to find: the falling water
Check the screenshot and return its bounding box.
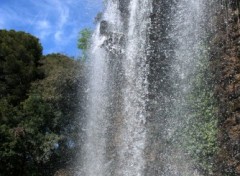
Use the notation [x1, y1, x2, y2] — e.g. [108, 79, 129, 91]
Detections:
[169, 0, 206, 135]
[80, 1, 123, 175]
[81, 25, 109, 176]
[117, 0, 151, 175]
[79, 0, 212, 175]
[165, 0, 206, 175]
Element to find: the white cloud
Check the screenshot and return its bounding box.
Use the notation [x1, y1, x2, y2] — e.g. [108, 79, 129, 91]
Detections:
[0, 6, 36, 29]
[38, 0, 71, 43]
[46, 0, 70, 26]
[0, 0, 101, 56]
[59, 10, 69, 28]
[38, 30, 50, 40]
[35, 20, 51, 39]
[54, 30, 63, 42]
[37, 20, 51, 30]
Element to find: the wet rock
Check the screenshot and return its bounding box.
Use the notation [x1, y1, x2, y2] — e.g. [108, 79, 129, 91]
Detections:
[101, 32, 125, 55]
[118, 0, 129, 18]
[234, 74, 240, 81]
[228, 124, 240, 140]
[100, 20, 109, 35]
[236, 164, 240, 174]
[237, 48, 240, 57]
[223, 116, 237, 129]
[210, 0, 240, 174]
[234, 83, 240, 98]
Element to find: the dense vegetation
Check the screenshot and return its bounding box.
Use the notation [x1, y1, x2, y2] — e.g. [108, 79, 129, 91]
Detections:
[181, 52, 218, 174]
[0, 30, 86, 176]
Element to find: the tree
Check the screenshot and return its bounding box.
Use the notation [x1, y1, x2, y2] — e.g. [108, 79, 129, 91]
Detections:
[0, 30, 85, 175]
[30, 53, 85, 175]
[77, 28, 92, 60]
[0, 30, 42, 105]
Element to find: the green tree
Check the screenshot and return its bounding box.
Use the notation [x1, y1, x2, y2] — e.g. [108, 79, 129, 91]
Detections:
[0, 30, 42, 105]
[30, 53, 85, 174]
[77, 28, 92, 60]
[0, 30, 85, 175]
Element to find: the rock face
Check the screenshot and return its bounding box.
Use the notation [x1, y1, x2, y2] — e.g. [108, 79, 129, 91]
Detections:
[100, 20, 109, 35]
[145, 1, 176, 175]
[210, 0, 240, 175]
[86, 0, 240, 175]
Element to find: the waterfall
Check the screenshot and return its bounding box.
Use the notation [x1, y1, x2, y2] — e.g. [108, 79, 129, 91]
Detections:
[81, 25, 109, 176]
[165, 0, 206, 175]
[80, 1, 123, 175]
[117, 0, 151, 175]
[80, 0, 151, 175]
[169, 0, 205, 140]
[79, 0, 213, 175]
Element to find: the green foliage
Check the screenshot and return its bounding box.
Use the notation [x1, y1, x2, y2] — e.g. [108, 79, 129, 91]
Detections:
[26, 54, 83, 175]
[77, 28, 92, 60]
[0, 30, 85, 175]
[0, 30, 42, 105]
[180, 51, 218, 174]
[31, 53, 83, 141]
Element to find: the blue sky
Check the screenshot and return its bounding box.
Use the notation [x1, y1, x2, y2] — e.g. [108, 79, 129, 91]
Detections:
[0, 0, 102, 57]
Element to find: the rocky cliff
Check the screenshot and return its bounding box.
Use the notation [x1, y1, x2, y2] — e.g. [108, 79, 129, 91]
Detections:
[95, 0, 240, 175]
[210, 0, 240, 175]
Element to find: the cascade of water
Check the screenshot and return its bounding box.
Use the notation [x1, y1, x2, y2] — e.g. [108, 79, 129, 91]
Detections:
[80, 1, 123, 175]
[79, 0, 211, 175]
[165, 0, 206, 175]
[81, 26, 109, 176]
[167, 0, 205, 143]
[117, 0, 152, 175]
[80, 0, 151, 175]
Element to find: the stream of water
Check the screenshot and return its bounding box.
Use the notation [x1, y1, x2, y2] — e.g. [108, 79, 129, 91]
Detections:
[79, 0, 208, 175]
